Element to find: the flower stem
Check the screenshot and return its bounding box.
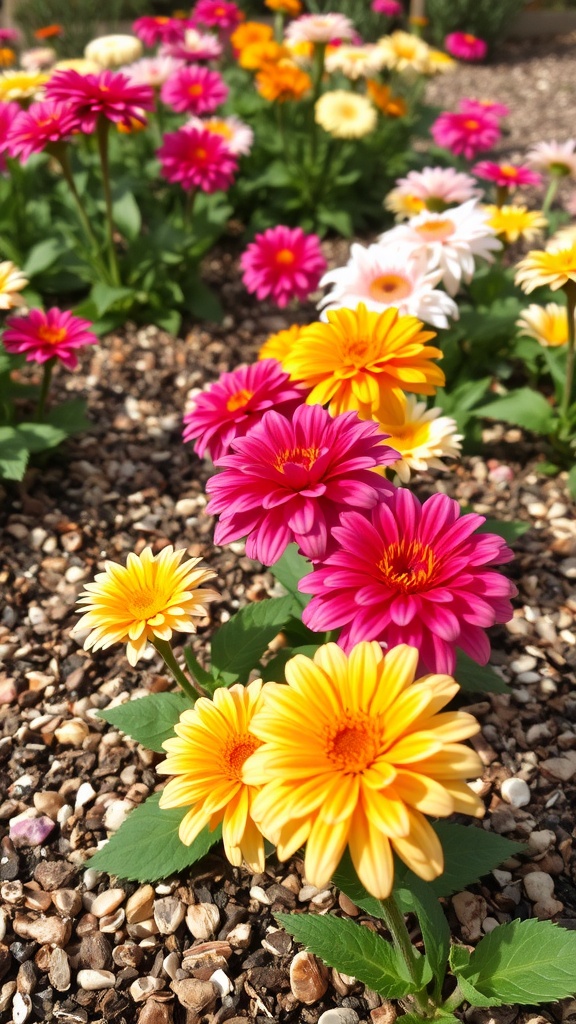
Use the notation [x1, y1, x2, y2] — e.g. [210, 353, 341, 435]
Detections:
[440, 983, 465, 1014]
[273, 11, 284, 42]
[184, 187, 197, 232]
[379, 895, 431, 1017]
[54, 145, 102, 255]
[542, 176, 560, 217]
[309, 42, 326, 166]
[495, 184, 509, 208]
[96, 116, 121, 286]
[36, 357, 55, 421]
[152, 638, 202, 702]
[561, 280, 576, 422]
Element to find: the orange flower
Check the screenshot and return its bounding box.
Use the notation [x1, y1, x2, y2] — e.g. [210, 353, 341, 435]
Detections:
[265, 0, 303, 15]
[231, 21, 273, 53]
[256, 59, 312, 103]
[367, 80, 407, 118]
[238, 40, 287, 70]
[259, 324, 304, 362]
[34, 24, 63, 40]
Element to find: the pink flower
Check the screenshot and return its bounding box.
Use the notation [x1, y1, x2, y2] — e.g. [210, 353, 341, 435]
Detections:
[123, 55, 185, 88]
[445, 32, 487, 62]
[45, 69, 154, 133]
[3, 307, 97, 369]
[132, 16, 189, 47]
[459, 98, 509, 119]
[431, 110, 500, 161]
[0, 100, 21, 171]
[183, 359, 305, 460]
[192, 0, 243, 30]
[240, 226, 327, 308]
[161, 29, 223, 62]
[7, 100, 78, 162]
[205, 404, 398, 564]
[0, 29, 19, 44]
[300, 489, 516, 674]
[473, 160, 542, 190]
[157, 123, 238, 192]
[160, 65, 228, 115]
[371, 0, 403, 15]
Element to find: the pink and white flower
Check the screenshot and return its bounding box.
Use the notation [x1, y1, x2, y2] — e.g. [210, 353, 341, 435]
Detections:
[285, 13, 355, 45]
[158, 123, 238, 192]
[123, 55, 185, 88]
[160, 64, 228, 115]
[186, 114, 253, 155]
[240, 225, 327, 308]
[445, 32, 487, 62]
[527, 139, 576, 179]
[431, 108, 501, 161]
[388, 166, 481, 214]
[3, 307, 97, 369]
[20, 47, 57, 71]
[161, 28, 223, 62]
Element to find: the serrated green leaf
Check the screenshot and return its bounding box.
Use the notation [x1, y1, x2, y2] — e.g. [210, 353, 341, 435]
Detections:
[98, 692, 193, 754]
[457, 919, 576, 1006]
[210, 596, 294, 685]
[475, 388, 556, 434]
[455, 651, 509, 694]
[88, 792, 221, 882]
[276, 912, 413, 999]
[269, 544, 312, 610]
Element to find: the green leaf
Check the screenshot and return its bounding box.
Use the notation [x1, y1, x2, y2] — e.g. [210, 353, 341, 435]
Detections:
[210, 596, 294, 685]
[0, 426, 28, 480]
[185, 278, 223, 322]
[568, 464, 576, 500]
[259, 644, 321, 683]
[396, 880, 450, 990]
[113, 190, 142, 242]
[88, 792, 221, 882]
[45, 399, 91, 436]
[269, 544, 312, 610]
[456, 919, 576, 1006]
[276, 912, 414, 999]
[22, 237, 65, 278]
[475, 387, 556, 434]
[478, 519, 530, 542]
[455, 651, 509, 694]
[16, 422, 66, 453]
[317, 207, 353, 237]
[98, 692, 193, 754]
[88, 283, 135, 318]
[183, 648, 217, 693]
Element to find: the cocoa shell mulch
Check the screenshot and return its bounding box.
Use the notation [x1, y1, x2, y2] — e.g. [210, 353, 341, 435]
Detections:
[1, 33, 576, 1024]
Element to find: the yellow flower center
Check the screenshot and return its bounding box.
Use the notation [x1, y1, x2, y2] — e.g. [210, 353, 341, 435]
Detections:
[326, 713, 380, 773]
[276, 247, 295, 265]
[188, 83, 204, 96]
[339, 101, 359, 119]
[207, 119, 233, 139]
[369, 273, 411, 303]
[194, 147, 207, 160]
[126, 587, 166, 620]
[463, 119, 480, 130]
[223, 733, 260, 780]
[500, 163, 518, 178]
[384, 418, 432, 453]
[226, 387, 253, 412]
[378, 539, 437, 593]
[415, 218, 454, 242]
[274, 445, 320, 472]
[37, 325, 67, 346]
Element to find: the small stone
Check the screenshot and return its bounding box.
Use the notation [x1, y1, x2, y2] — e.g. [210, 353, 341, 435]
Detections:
[99, 908, 125, 933]
[560, 558, 576, 578]
[501, 777, 531, 808]
[0, 837, 19, 882]
[78, 933, 113, 971]
[289, 950, 329, 1005]
[113, 944, 144, 970]
[129, 977, 165, 1002]
[22, 886, 51, 913]
[533, 898, 564, 920]
[540, 752, 576, 782]
[54, 719, 89, 745]
[163, 952, 180, 981]
[103, 799, 134, 832]
[125, 885, 155, 925]
[52, 889, 82, 917]
[527, 830, 556, 856]
[170, 978, 217, 1013]
[12, 991, 32, 1024]
[319, 1010, 360, 1024]
[227, 922, 251, 949]
[370, 1003, 397, 1024]
[261, 929, 293, 957]
[210, 969, 232, 997]
[34, 861, 76, 891]
[77, 969, 116, 991]
[126, 917, 158, 939]
[12, 914, 71, 948]
[90, 888, 125, 918]
[16, 959, 36, 995]
[523, 872, 554, 903]
[154, 896, 186, 935]
[75, 783, 96, 811]
[491, 806, 517, 834]
[33, 793, 64, 820]
[138, 1000, 172, 1024]
[452, 892, 487, 942]
[186, 903, 220, 940]
[48, 948, 70, 992]
[9, 816, 55, 847]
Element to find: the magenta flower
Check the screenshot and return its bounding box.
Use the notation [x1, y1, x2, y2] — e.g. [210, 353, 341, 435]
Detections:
[3, 308, 97, 369]
[445, 32, 487, 62]
[183, 358, 305, 460]
[205, 404, 398, 564]
[45, 70, 154, 133]
[431, 110, 500, 161]
[192, 0, 243, 30]
[132, 16, 189, 47]
[157, 124, 237, 192]
[7, 100, 78, 162]
[240, 226, 327, 309]
[160, 65, 228, 116]
[0, 29, 19, 43]
[300, 489, 516, 674]
[0, 100, 21, 171]
[371, 0, 403, 15]
[459, 98, 509, 119]
[161, 31, 223, 62]
[473, 160, 543, 190]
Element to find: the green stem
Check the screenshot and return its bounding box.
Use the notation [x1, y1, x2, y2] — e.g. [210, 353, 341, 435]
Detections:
[273, 10, 284, 42]
[152, 638, 203, 701]
[54, 146, 100, 252]
[561, 280, 576, 422]
[36, 357, 55, 421]
[96, 116, 121, 286]
[184, 187, 197, 232]
[440, 983, 465, 1014]
[309, 42, 326, 166]
[542, 175, 560, 217]
[495, 184, 509, 208]
[379, 895, 431, 1017]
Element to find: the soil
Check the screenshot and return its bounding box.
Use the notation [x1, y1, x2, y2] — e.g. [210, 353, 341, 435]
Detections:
[1, 32, 576, 1024]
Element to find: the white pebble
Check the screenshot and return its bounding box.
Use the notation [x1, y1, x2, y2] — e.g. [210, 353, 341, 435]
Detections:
[501, 777, 531, 807]
[524, 871, 554, 903]
[83, 867, 103, 891]
[318, 1010, 360, 1024]
[210, 969, 233, 997]
[77, 969, 116, 991]
[75, 782, 96, 811]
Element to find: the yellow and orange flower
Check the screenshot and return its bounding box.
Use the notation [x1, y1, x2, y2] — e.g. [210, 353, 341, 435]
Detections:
[485, 204, 547, 245]
[243, 643, 483, 898]
[367, 79, 407, 118]
[256, 58, 312, 103]
[515, 243, 576, 293]
[258, 323, 305, 362]
[238, 39, 287, 70]
[281, 302, 444, 421]
[378, 394, 462, 482]
[75, 545, 218, 666]
[516, 302, 570, 347]
[0, 261, 28, 309]
[158, 680, 265, 871]
[0, 48, 15, 68]
[265, 0, 302, 15]
[231, 20, 273, 53]
[0, 69, 48, 101]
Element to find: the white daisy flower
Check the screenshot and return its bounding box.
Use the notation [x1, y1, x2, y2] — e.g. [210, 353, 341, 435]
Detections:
[325, 44, 385, 80]
[285, 13, 354, 45]
[378, 394, 463, 483]
[527, 139, 576, 179]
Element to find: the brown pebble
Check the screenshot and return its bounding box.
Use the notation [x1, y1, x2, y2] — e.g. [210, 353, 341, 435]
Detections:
[34, 861, 76, 891]
[170, 978, 217, 1013]
[16, 959, 36, 995]
[78, 931, 113, 971]
[22, 885, 52, 913]
[371, 1003, 397, 1024]
[113, 944, 144, 969]
[48, 947, 71, 992]
[289, 950, 329, 1005]
[76, 912, 99, 936]
[0, 944, 11, 982]
[33, 792, 65, 820]
[338, 892, 359, 917]
[52, 888, 82, 917]
[12, 912, 72, 947]
[126, 885, 155, 925]
[138, 999, 174, 1024]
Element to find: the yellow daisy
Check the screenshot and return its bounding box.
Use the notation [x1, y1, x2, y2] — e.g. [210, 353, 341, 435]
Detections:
[258, 323, 304, 362]
[384, 187, 426, 221]
[515, 242, 576, 293]
[516, 302, 570, 347]
[0, 261, 28, 309]
[425, 48, 456, 74]
[243, 642, 483, 898]
[377, 30, 431, 75]
[158, 680, 265, 870]
[485, 204, 547, 245]
[281, 302, 443, 421]
[378, 394, 462, 482]
[0, 69, 48, 101]
[315, 90, 377, 139]
[75, 545, 218, 666]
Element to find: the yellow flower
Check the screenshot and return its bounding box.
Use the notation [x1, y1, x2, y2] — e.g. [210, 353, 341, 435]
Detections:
[231, 21, 274, 52]
[285, 39, 315, 66]
[158, 680, 265, 870]
[75, 545, 218, 666]
[425, 48, 456, 74]
[516, 302, 570, 347]
[258, 323, 304, 362]
[282, 303, 443, 421]
[256, 58, 311, 102]
[0, 261, 28, 308]
[265, 0, 302, 14]
[377, 30, 431, 75]
[485, 204, 547, 245]
[243, 643, 483, 898]
[378, 394, 462, 482]
[384, 187, 425, 220]
[238, 40, 287, 70]
[51, 58, 101, 75]
[0, 69, 48, 101]
[548, 223, 576, 250]
[315, 89, 377, 139]
[0, 48, 15, 68]
[515, 243, 576, 293]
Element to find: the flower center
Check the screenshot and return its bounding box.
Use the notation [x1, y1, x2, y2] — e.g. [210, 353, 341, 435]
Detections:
[208, 119, 233, 139]
[463, 118, 480, 131]
[326, 714, 380, 773]
[193, 147, 208, 161]
[156, 17, 170, 23]
[463, 33, 477, 43]
[369, 272, 411, 302]
[378, 539, 437, 592]
[226, 387, 253, 412]
[188, 83, 204, 96]
[339, 101, 358, 119]
[343, 338, 371, 366]
[500, 163, 518, 178]
[415, 217, 454, 242]
[223, 733, 260, 781]
[37, 325, 67, 346]
[126, 587, 165, 620]
[550, 161, 570, 177]
[276, 247, 295, 265]
[274, 445, 320, 473]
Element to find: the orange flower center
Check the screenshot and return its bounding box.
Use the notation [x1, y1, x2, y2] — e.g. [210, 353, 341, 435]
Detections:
[223, 733, 261, 780]
[193, 147, 208, 160]
[500, 164, 518, 178]
[415, 218, 454, 242]
[274, 445, 320, 473]
[37, 324, 67, 346]
[378, 539, 437, 593]
[463, 119, 480, 131]
[156, 17, 170, 23]
[188, 83, 204, 96]
[207, 119, 233, 139]
[276, 247, 295, 265]
[226, 387, 253, 412]
[326, 713, 379, 773]
[215, 5, 226, 14]
[126, 587, 165, 620]
[343, 338, 370, 366]
[369, 273, 411, 303]
[463, 34, 477, 43]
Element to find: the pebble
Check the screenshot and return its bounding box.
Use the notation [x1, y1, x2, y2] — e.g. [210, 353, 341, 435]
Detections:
[99, 908, 125, 933]
[90, 888, 125, 919]
[452, 892, 487, 943]
[52, 889, 82, 917]
[138, 1000, 172, 1024]
[75, 783, 97, 811]
[12, 914, 71, 948]
[78, 932, 113, 971]
[560, 557, 576, 578]
[170, 978, 217, 1013]
[12, 991, 32, 1024]
[186, 903, 220, 940]
[162, 952, 180, 981]
[527, 830, 556, 856]
[500, 777, 531, 807]
[9, 816, 55, 847]
[77, 969, 116, 991]
[126, 886, 155, 924]
[103, 799, 134, 832]
[533, 898, 564, 920]
[289, 951, 329, 1005]
[210, 968, 233, 997]
[48, 948, 70, 992]
[540, 752, 576, 781]
[318, 1010, 360, 1024]
[54, 719, 89, 745]
[33, 792, 64, 820]
[113, 944, 144, 970]
[523, 871, 554, 903]
[154, 896, 186, 935]
[129, 977, 165, 1002]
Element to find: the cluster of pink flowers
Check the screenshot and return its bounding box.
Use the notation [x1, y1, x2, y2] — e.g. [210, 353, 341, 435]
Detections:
[431, 97, 507, 161]
[3, 307, 96, 369]
[240, 226, 327, 308]
[158, 123, 238, 192]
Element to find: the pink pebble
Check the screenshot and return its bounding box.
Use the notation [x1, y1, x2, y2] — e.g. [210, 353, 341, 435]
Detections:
[10, 815, 56, 846]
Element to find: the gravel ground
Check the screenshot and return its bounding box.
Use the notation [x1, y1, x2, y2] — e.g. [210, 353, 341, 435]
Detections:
[1, 35, 576, 1024]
